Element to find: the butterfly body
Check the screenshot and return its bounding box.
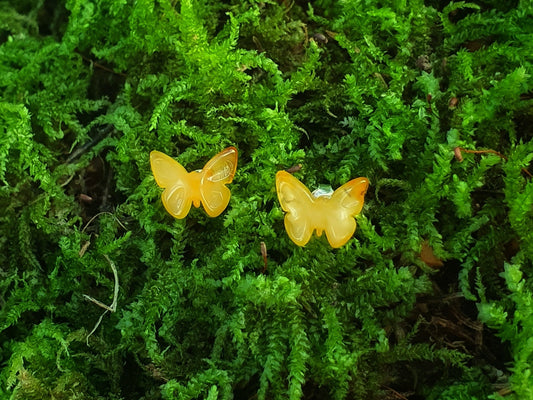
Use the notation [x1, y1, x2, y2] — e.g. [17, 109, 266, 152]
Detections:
[150, 147, 238, 218]
[170, 169, 202, 208]
[276, 171, 369, 248]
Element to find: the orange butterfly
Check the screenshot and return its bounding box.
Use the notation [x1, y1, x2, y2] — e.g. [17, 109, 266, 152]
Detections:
[276, 171, 369, 248]
[150, 147, 238, 218]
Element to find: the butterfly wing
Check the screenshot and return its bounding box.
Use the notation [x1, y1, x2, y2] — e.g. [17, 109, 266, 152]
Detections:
[325, 177, 369, 248]
[150, 150, 192, 219]
[276, 171, 316, 246]
[199, 146, 238, 217]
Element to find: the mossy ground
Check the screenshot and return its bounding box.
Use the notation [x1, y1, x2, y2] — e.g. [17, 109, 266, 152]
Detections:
[1, 0, 533, 399]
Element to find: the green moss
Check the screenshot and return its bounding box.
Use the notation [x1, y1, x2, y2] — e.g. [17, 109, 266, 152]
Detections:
[1, 0, 532, 398]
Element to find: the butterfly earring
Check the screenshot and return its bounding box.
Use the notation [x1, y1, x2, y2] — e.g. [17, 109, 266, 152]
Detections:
[150, 147, 238, 218]
[276, 171, 369, 248]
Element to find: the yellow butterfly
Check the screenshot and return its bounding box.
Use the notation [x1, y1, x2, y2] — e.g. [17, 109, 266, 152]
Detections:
[276, 171, 369, 248]
[150, 147, 238, 218]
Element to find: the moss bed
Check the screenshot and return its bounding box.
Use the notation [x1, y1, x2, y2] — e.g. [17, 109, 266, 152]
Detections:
[1, 0, 533, 399]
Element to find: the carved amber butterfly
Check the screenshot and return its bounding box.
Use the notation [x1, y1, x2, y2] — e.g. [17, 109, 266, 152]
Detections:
[276, 171, 369, 248]
[150, 147, 238, 218]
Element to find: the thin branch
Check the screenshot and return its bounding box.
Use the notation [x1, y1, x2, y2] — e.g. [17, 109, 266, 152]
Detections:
[455, 147, 533, 178]
[78, 53, 127, 77]
[81, 211, 127, 234]
[84, 255, 119, 345]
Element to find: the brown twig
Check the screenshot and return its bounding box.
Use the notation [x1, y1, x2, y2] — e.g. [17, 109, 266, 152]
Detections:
[286, 164, 302, 174]
[382, 385, 411, 400]
[78, 53, 127, 77]
[454, 147, 532, 178]
[260, 242, 268, 273]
